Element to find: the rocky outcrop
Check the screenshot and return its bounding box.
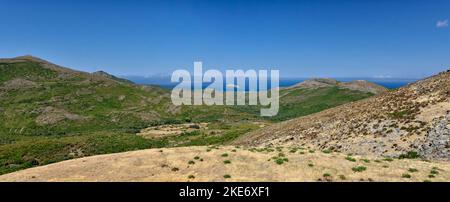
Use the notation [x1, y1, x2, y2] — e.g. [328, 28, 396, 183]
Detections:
[416, 111, 450, 160]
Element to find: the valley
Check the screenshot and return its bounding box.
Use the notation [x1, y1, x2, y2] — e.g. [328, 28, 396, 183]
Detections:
[0, 56, 378, 175]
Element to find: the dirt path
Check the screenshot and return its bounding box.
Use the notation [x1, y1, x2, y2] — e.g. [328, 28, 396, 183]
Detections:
[0, 146, 449, 182]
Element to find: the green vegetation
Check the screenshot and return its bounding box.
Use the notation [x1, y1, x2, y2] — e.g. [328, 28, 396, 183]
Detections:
[430, 169, 439, 175]
[398, 151, 420, 159]
[233, 87, 373, 121]
[223, 174, 231, 179]
[388, 109, 413, 119]
[322, 149, 332, 154]
[383, 158, 394, 162]
[408, 168, 418, 173]
[402, 173, 411, 178]
[223, 160, 231, 164]
[271, 153, 289, 165]
[323, 173, 331, 177]
[345, 156, 357, 162]
[0, 132, 167, 174]
[352, 166, 367, 172]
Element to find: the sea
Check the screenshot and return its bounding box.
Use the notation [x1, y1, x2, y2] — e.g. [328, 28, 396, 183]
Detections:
[124, 76, 417, 91]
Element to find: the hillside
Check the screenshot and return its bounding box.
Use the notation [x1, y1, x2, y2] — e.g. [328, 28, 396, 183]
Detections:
[0, 55, 377, 175]
[232, 79, 379, 121]
[287, 78, 388, 94]
[1, 146, 449, 182]
[234, 70, 450, 160]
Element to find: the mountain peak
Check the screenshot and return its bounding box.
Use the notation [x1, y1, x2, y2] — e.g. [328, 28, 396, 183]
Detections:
[92, 70, 134, 84]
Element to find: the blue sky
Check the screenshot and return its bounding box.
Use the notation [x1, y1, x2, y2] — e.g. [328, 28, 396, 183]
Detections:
[0, 0, 449, 78]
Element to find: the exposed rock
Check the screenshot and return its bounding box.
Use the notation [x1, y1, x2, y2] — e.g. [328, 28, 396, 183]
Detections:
[417, 112, 450, 160]
[339, 80, 388, 94]
[35, 106, 84, 125]
[1, 78, 39, 90]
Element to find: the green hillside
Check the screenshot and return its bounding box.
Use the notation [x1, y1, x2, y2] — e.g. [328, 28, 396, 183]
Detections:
[233, 86, 373, 121]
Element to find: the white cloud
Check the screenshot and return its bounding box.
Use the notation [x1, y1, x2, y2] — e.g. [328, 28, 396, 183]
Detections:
[436, 19, 448, 28]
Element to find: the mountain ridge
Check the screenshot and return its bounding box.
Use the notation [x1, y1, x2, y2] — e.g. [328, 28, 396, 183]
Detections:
[287, 78, 388, 94]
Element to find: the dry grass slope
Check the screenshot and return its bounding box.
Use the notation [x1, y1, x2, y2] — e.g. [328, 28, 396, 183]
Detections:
[0, 146, 448, 182]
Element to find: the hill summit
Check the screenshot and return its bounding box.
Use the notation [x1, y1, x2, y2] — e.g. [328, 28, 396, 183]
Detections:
[288, 78, 388, 94]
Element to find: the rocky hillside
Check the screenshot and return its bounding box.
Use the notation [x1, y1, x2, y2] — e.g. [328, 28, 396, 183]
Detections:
[235, 70, 450, 160]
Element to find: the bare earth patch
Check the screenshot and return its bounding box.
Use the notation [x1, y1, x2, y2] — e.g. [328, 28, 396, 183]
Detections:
[137, 123, 208, 139]
[0, 146, 448, 182]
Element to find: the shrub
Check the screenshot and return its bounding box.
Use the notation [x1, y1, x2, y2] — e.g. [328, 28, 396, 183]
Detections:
[221, 153, 229, 157]
[223, 160, 231, 164]
[272, 154, 289, 165]
[223, 174, 231, 179]
[408, 168, 418, 173]
[430, 170, 439, 175]
[188, 160, 195, 165]
[171, 167, 179, 172]
[345, 156, 356, 162]
[399, 151, 419, 159]
[383, 158, 394, 162]
[322, 149, 332, 154]
[402, 173, 411, 178]
[275, 158, 289, 165]
[352, 166, 367, 172]
[360, 159, 370, 163]
[188, 175, 195, 179]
